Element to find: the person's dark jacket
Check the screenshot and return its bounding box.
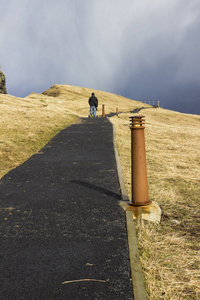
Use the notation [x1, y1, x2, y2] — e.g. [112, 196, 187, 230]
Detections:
[89, 95, 98, 108]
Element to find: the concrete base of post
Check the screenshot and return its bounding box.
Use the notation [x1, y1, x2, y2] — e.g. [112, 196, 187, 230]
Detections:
[120, 201, 161, 224]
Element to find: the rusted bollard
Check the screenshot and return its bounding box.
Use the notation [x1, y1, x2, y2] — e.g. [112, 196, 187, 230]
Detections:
[102, 104, 105, 117]
[116, 107, 118, 117]
[129, 115, 152, 206]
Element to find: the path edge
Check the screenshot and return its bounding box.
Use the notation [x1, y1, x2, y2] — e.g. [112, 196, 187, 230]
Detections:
[108, 118, 147, 300]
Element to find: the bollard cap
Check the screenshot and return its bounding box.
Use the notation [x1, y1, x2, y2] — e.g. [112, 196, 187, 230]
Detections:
[129, 115, 145, 129]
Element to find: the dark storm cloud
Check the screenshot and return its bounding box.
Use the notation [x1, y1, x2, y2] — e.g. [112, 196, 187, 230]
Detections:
[0, 0, 200, 114]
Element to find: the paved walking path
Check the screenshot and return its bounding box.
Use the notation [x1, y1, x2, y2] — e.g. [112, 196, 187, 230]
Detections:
[0, 118, 133, 300]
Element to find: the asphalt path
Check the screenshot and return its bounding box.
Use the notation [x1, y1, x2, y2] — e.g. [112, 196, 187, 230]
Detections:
[0, 117, 133, 300]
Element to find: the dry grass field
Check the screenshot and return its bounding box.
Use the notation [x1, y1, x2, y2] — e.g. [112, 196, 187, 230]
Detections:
[111, 110, 200, 299]
[1, 84, 199, 299]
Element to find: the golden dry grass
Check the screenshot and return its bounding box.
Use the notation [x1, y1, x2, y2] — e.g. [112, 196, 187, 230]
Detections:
[0, 84, 144, 178]
[0, 93, 77, 178]
[111, 108, 200, 300]
[1, 84, 200, 299]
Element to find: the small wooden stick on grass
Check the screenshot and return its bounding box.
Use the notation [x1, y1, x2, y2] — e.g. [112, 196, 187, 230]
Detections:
[62, 279, 107, 284]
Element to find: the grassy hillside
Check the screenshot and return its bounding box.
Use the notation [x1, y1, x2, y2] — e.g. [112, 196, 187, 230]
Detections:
[0, 84, 144, 178]
[0, 84, 199, 299]
[111, 109, 200, 299]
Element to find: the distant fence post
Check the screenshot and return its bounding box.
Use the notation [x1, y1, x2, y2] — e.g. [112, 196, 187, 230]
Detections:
[136, 100, 160, 107]
[102, 104, 105, 117]
[116, 107, 118, 117]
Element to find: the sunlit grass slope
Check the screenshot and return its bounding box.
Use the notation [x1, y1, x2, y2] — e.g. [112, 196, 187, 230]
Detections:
[111, 109, 200, 300]
[0, 83, 199, 299]
[0, 84, 144, 178]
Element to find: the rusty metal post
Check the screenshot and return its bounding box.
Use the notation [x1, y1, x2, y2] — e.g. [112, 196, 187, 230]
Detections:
[102, 104, 105, 117]
[129, 115, 151, 206]
[116, 107, 118, 117]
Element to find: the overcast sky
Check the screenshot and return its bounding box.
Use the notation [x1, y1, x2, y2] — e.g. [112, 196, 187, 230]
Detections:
[1, 0, 200, 114]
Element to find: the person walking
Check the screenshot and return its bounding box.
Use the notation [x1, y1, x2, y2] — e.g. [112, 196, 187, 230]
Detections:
[88, 92, 98, 117]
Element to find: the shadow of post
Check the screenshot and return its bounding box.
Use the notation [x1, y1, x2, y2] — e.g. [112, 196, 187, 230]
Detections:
[70, 180, 122, 200]
[130, 107, 151, 113]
